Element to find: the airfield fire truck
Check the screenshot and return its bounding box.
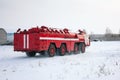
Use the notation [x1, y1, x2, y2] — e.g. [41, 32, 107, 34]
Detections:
[14, 26, 90, 57]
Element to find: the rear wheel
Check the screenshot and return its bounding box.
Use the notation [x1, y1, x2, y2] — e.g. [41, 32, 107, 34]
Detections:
[74, 44, 79, 54]
[26, 52, 36, 57]
[48, 44, 56, 57]
[59, 44, 66, 56]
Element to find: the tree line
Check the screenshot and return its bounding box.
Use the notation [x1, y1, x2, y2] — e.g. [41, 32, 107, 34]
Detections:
[105, 27, 120, 41]
[90, 27, 120, 41]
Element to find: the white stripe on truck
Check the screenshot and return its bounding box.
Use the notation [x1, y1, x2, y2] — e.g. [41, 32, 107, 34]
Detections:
[27, 34, 29, 49]
[23, 34, 29, 49]
[23, 34, 26, 48]
[39, 37, 79, 41]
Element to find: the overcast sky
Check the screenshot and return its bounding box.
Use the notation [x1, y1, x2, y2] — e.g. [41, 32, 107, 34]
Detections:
[0, 0, 120, 34]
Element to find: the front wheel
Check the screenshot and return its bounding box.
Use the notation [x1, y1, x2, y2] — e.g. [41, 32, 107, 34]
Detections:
[26, 52, 36, 57]
[79, 43, 86, 53]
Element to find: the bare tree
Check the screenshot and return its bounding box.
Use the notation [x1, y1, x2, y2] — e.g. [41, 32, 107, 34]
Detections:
[105, 27, 112, 35]
[105, 27, 113, 41]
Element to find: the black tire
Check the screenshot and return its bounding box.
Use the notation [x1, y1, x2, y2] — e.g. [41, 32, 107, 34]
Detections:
[48, 44, 56, 57]
[59, 44, 66, 56]
[79, 43, 85, 53]
[74, 44, 79, 54]
[26, 52, 36, 57]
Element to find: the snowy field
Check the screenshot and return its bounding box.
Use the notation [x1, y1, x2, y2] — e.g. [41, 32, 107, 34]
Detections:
[0, 41, 120, 80]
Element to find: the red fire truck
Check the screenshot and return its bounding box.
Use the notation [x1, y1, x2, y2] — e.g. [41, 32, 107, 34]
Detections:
[14, 26, 90, 57]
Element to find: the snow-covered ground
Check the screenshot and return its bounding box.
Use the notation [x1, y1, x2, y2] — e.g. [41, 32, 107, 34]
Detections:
[0, 41, 120, 80]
